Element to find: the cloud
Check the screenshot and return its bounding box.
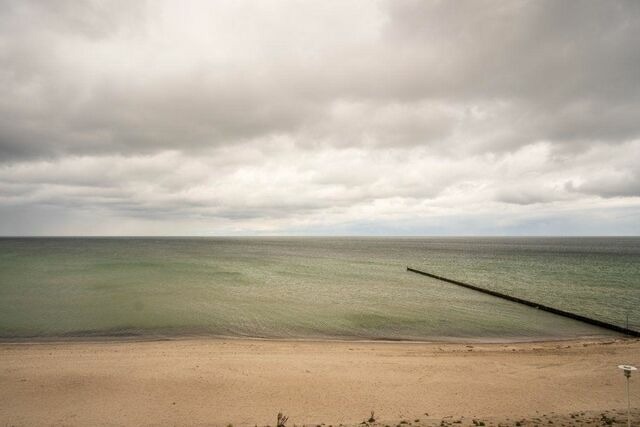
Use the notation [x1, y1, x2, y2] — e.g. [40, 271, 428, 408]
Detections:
[0, 0, 639, 235]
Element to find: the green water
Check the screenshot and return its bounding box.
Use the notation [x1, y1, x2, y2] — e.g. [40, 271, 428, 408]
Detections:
[0, 237, 638, 341]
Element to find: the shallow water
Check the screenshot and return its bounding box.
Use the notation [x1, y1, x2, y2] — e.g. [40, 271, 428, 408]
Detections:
[0, 237, 638, 341]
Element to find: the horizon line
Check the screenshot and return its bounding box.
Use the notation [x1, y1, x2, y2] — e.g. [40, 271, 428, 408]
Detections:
[1, 235, 639, 238]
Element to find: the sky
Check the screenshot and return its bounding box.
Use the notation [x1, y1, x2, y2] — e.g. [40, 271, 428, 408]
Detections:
[1, 0, 639, 236]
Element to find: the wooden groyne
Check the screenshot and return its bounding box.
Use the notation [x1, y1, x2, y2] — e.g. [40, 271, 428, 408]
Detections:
[407, 267, 640, 337]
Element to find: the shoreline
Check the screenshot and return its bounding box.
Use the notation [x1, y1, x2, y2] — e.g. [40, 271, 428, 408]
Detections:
[0, 331, 622, 345]
[2, 337, 638, 426]
[1, 335, 635, 352]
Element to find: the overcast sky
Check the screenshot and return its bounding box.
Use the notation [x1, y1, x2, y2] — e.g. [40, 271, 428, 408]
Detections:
[1, 0, 639, 236]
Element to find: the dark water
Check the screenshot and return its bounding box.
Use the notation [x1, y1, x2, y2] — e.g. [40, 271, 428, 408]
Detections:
[0, 237, 638, 341]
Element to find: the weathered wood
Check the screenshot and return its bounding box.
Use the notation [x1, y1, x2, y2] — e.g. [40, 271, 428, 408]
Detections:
[407, 267, 640, 337]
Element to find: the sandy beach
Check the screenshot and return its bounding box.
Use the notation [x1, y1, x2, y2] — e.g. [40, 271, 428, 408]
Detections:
[0, 337, 638, 426]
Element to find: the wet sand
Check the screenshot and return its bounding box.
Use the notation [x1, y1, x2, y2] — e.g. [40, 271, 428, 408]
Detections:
[0, 338, 638, 426]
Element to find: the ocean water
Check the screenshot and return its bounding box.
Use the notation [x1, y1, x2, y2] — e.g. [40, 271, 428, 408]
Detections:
[0, 237, 638, 341]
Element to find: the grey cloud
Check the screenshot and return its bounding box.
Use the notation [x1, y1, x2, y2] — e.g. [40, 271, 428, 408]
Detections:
[0, 0, 147, 39]
[571, 172, 640, 198]
[2, 0, 639, 162]
[495, 189, 559, 206]
[383, 1, 640, 103]
[0, 1, 639, 235]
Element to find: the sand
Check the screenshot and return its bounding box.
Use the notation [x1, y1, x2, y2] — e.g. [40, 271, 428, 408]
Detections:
[0, 338, 638, 426]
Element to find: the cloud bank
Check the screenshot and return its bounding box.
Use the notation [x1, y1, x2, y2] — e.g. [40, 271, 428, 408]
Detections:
[1, 0, 639, 235]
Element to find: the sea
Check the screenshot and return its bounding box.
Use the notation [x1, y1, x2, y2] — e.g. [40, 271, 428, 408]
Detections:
[0, 237, 638, 342]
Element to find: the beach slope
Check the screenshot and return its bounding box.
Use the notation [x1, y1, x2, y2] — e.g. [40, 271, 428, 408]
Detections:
[1, 338, 638, 426]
